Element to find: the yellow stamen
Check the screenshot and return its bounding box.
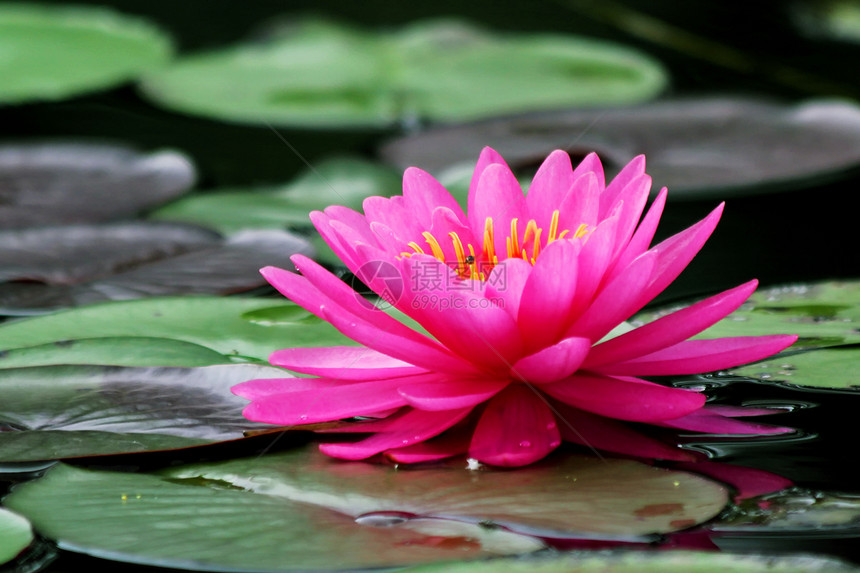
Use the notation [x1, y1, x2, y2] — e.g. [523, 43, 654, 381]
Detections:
[422, 231, 446, 261]
[407, 241, 425, 255]
[574, 223, 589, 238]
[508, 218, 520, 258]
[483, 217, 496, 263]
[531, 227, 543, 262]
[449, 232, 468, 276]
[467, 244, 481, 280]
[558, 229, 570, 240]
[548, 210, 561, 243]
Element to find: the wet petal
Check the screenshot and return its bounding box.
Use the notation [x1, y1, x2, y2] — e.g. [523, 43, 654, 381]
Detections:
[269, 346, 427, 380]
[469, 385, 561, 467]
[596, 335, 799, 376]
[399, 379, 507, 411]
[386, 430, 472, 463]
[658, 410, 793, 435]
[319, 407, 471, 460]
[542, 373, 706, 422]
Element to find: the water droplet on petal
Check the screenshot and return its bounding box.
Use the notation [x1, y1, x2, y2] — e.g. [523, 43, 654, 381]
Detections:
[298, 415, 308, 421]
[355, 511, 414, 527]
[549, 440, 561, 448]
[546, 422, 557, 430]
[519, 440, 531, 448]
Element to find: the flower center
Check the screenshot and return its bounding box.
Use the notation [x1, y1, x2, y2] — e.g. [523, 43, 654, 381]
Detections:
[403, 210, 588, 280]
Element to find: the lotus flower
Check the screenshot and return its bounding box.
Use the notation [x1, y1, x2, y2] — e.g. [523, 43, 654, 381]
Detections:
[233, 148, 797, 467]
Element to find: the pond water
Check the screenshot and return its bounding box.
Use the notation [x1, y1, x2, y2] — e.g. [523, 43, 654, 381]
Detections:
[1, 1, 860, 572]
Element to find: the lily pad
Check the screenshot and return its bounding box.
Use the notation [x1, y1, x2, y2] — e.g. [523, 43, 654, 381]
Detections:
[635, 280, 860, 351]
[401, 550, 859, 572]
[379, 97, 860, 197]
[731, 347, 860, 390]
[151, 157, 401, 233]
[0, 363, 284, 462]
[0, 297, 353, 362]
[140, 18, 666, 128]
[0, 143, 194, 228]
[0, 3, 171, 103]
[0, 227, 314, 315]
[0, 508, 33, 566]
[0, 337, 227, 369]
[4, 446, 727, 570]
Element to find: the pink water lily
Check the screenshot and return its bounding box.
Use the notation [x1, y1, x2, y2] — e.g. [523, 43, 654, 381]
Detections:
[233, 148, 797, 467]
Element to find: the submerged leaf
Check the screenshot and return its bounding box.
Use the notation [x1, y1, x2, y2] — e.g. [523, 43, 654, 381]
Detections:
[0, 3, 172, 103]
[0, 143, 193, 228]
[0, 227, 314, 314]
[731, 347, 860, 390]
[380, 98, 860, 197]
[5, 446, 727, 570]
[0, 364, 284, 461]
[140, 18, 666, 128]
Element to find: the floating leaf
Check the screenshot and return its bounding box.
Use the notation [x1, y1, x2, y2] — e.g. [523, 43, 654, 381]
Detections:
[380, 97, 860, 197]
[0, 337, 227, 369]
[0, 143, 194, 228]
[0, 3, 171, 103]
[152, 157, 401, 233]
[0, 227, 314, 314]
[401, 550, 859, 572]
[0, 508, 33, 566]
[0, 364, 285, 461]
[140, 18, 666, 128]
[5, 446, 727, 570]
[0, 297, 353, 361]
[731, 347, 860, 390]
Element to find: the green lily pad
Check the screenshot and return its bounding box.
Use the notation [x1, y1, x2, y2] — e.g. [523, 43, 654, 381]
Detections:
[635, 280, 860, 352]
[0, 297, 353, 362]
[731, 346, 860, 390]
[0, 3, 172, 104]
[0, 508, 33, 566]
[0, 363, 284, 462]
[0, 337, 227, 369]
[152, 157, 401, 233]
[5, 446, 727, 571]
[401, 550, 859, 572]
[140, 18, 666, 128]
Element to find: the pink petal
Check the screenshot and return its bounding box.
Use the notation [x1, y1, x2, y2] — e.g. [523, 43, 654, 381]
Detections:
[564, 250, 656, 342]
[584, 280, 759, 368]
[556, 172, 600, 238]
[511, 336, 591, 384]
[658, 410, 793, 435]
[399, 379, 508, 411]
[386, 430, 472, 463]
[485, 258, 532, 319]
[469, 385, 561, 467]
[599, 155, 646, 218]
[570, 152, 605, 190]
[397, 255, 524, 372]
[705, 405, 786, 417]
[468, 163, 527, 258]
[542, 373, 706, 422]
[637, 203, 724, 305]
[362, 195, 423, 242]
[402, 167, 467, 227]
[609, 188, 667, 276]
[596, 335, 799, 376]
[264, 260, 475, 374]
[319, 407, 471, 460]
[552, 401, 699, 461]
[605, 173, 652, 261]
[525, 149, 574, 224]
[566, 211, 618, 320]
[232, 377, 345, 399]
[241, 375, 433, 425]
[517, 239, 580, 349]
[467, 146, 508, 202]
[269, 346, 427, 380]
